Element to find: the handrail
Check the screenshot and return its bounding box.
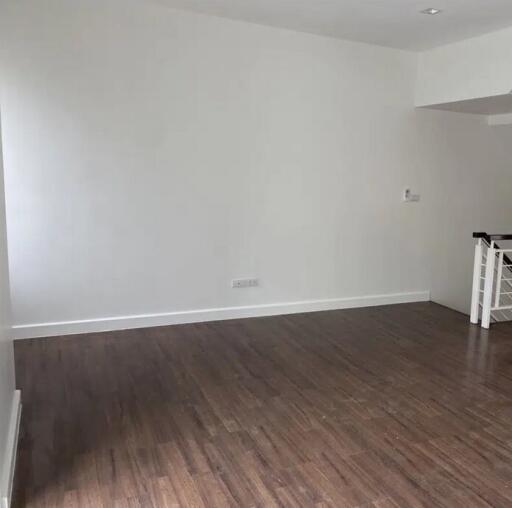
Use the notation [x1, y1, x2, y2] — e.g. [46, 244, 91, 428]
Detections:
[473, 232, 512, 241]
[473, 232, 512, 268]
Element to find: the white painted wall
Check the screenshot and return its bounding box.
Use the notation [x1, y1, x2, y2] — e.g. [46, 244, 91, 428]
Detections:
[415, 25, 512, 313]
[418, 112, 512, 314]
[0, 113, 16, 504]
[416, 26, 512, 107]
[0, 0, 511, 335]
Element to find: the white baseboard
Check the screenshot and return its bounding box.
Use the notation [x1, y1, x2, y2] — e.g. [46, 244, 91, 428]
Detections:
[12, 290, 430, 340]
[1, 390, 21, 508]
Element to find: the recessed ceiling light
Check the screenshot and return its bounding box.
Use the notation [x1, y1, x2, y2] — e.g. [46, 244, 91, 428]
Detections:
[421, 8, 442, 15]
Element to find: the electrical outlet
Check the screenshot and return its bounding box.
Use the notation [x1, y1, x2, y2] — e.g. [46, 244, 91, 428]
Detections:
[232, 278, 259, 288]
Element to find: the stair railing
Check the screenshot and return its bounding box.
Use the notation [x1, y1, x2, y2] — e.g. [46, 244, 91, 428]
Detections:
[471, 232, 512, 328]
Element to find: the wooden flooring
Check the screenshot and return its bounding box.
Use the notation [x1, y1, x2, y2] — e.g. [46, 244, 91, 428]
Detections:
[11, 302, 512, 507]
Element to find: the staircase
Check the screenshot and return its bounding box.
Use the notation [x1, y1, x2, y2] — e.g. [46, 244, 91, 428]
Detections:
[471, 232, 512, 328]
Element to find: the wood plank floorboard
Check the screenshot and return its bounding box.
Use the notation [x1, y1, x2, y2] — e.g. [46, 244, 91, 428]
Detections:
[11, 302, 512, 507]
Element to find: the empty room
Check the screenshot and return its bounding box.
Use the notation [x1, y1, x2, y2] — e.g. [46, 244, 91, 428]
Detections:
[1, 0, 512, 506]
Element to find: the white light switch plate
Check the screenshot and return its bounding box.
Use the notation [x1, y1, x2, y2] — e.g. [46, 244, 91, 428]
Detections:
[403, 188, 420, 202]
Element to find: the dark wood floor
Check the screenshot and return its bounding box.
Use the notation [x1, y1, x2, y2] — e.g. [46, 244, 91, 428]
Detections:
[11, 302, 512, 507]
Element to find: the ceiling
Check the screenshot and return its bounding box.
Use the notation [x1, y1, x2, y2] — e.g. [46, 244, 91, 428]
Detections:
[151, 0, 512, 51]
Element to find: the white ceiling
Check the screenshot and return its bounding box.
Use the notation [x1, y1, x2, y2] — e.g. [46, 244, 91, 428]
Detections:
[151, 0, 512, 51]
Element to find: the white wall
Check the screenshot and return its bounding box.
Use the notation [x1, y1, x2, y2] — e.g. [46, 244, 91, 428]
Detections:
[416, 26, 512, 107]
[0, 113, 16, 504]
[0, 0, 511, 336]
[414, 24, 512, 312]
[417, 113, 512, 313]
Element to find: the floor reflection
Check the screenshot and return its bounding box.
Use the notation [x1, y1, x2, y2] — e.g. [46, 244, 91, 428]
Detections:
[466, 324, 494, 378]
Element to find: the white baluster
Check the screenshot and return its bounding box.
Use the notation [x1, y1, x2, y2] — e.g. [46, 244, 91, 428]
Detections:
[470, 239, 483, 324]
[482, 244, 496, 329]
[495, 251, 504, 309]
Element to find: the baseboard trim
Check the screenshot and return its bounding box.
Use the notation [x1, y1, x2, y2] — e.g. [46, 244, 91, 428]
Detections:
[12, 291, 430, 339]
[1, 390, 21, 508]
